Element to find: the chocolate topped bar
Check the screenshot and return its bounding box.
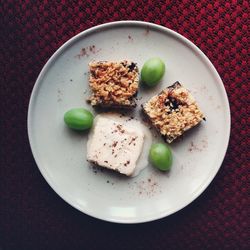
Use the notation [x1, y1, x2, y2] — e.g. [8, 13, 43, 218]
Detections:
[88, 60, 139, 108]
[142, 82, 205, 143]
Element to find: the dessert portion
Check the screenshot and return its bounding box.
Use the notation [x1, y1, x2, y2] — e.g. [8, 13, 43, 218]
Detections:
[62, 57, 205, 178]
[88, 61, 139, 108]
[86, 113, 152, 176]
[142, 81, 205, 143]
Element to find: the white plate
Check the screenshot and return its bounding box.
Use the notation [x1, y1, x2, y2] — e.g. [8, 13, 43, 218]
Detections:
[28, 21, 230, 223]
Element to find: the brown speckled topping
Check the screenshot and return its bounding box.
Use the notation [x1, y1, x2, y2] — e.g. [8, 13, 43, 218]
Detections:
[128, 175, 162, 197]
[88, 60, 139, 107]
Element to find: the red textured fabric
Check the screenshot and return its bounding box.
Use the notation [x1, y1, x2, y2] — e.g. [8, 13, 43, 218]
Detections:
[1, 1, 249, 250]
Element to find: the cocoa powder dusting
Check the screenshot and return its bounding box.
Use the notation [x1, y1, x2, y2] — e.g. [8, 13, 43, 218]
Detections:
[128, 136, 138, 145]
[128, 35, 133, 41]
[188, 138, 208, 152]
[75, 45, 101, 59]
[129, 175, 161, 197]
[144, 26, 150, 36]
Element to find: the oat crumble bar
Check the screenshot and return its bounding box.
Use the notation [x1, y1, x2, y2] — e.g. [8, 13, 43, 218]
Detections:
[88, 60, 139, 108]
[142, 82, 205, 143]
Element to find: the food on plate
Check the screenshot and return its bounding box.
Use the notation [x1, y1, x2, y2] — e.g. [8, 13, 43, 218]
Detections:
[142, 81, 205, 143]
[86, 113, 152, 176]
[88, 60, 139, 108]
[64, 108, 94, 130]
[141, 57, 165, 87]
[61, 57, 208, 177]
[149, 143, 172, 171]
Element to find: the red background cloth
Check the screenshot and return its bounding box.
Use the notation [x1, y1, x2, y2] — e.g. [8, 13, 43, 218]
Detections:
[1, 1, 249, 249]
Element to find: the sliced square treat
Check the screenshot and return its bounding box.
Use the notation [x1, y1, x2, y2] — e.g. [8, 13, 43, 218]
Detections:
[142, 82, 205, 143]
[88, 60, 139, 108]
[87, 114, 145, 176]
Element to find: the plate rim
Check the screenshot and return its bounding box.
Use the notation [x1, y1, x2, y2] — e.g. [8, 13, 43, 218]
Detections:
[27, 20, 231, 223]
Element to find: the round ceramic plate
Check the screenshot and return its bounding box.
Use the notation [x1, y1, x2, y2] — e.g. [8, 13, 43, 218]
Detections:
[28, 21, 230, 223]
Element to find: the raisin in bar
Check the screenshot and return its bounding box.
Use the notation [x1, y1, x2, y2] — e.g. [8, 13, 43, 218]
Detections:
[88, 60, 139, 108]
[142, 82, 205, 143]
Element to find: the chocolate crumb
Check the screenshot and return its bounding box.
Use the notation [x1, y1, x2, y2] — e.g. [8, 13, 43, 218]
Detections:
[117, 125, 125, 133]
[128, 62, 136, 72]
[89, 45, 95, 52]
[165, 96, 180, 112]
[124, 160, 130, 167]
[128, 35, 133, 41]
[129, 136, 138, 145]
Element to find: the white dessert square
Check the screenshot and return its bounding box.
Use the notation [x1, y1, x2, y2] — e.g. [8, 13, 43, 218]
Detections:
[87, 114, 145, 176]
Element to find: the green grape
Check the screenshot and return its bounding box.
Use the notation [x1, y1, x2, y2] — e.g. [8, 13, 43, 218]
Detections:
[149, 143, 172, 171]
[64, 108, 94, 131]
[141, 58, 165, 87]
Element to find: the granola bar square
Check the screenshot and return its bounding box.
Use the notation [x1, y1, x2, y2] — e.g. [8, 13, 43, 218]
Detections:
[142, 82, 205, 143]
[88, 61, 139, 108]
